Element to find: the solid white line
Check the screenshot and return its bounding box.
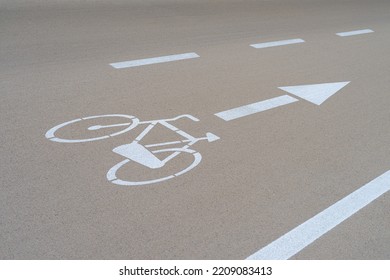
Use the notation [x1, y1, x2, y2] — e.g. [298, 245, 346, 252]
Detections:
[336, 29, 374, 37]
[110, 52, 200, 69]
[250, 39, 305, 49]
[246, 170, 390, 260]
[215, 95, 298, 121]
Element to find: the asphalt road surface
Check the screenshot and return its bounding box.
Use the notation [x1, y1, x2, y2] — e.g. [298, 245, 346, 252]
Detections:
[1, 0, 389, 259]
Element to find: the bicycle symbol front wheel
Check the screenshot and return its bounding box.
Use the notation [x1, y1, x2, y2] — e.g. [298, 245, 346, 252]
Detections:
[106, 148, 202, 186]
[45, 114, 139, 143]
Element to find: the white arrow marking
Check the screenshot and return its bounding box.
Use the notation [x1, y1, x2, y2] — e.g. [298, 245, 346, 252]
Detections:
[246, 169, 390, 260]
[215, 81, 350, 121]
[215, 95, 298, 121]
[278, 81, 350, 105]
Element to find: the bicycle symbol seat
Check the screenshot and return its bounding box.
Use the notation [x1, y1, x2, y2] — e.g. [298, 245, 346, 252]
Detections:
[45, 114, 219, 186]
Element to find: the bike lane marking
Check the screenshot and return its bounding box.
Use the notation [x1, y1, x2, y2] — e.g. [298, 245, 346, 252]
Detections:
[250, 38, 305, 49]
[279, 81, 350, 105]
[336, 29, 374, 37]
[246, 170, 390, 260]
[110, 52, 200, 69]
[45, 114, 139, 143]
[214, 81, 350, 121]
[214, 95, 298, 121]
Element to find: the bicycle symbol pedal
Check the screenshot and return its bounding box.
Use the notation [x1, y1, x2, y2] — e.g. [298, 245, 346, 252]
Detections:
[45, 114, 220, 186]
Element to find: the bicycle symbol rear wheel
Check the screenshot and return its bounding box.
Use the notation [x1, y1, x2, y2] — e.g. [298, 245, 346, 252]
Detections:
[106, 148, 202, 186]
[45, 114, 139, 143]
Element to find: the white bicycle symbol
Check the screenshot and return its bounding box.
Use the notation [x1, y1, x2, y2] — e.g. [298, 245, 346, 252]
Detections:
[45, 114, 219, 186]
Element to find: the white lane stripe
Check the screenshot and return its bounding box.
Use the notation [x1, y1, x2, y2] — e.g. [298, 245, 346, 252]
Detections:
[215, 95, 298, 121]
[250, 39, 305, 49]
[110, 52, 200, 69]
[246, 170, 390, 260]
[336, 29, 374, 37]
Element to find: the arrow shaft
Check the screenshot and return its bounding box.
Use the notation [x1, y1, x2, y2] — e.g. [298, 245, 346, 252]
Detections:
[214, 95, 298, 121]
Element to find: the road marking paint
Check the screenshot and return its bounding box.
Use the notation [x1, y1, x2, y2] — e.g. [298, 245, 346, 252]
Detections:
[246, 170, 390, 260]
[250, 39, 305, 49]
[46, 114, 218, 186]
[215, 95, 298, 121]
[336, 29, 374, 37]
[278, 81, 350, 105]
[110, 52, 200, 69]
[45, 114, 139, 143]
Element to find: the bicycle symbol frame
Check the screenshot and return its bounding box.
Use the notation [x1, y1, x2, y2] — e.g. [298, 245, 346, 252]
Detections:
[45, 114, 219, 186]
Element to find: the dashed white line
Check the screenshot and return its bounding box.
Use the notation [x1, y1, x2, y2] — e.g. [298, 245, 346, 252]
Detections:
[250, 38, 305, 49]
[215, 95, 298, 121]
[336, 29, 374, 37]
[110, 52, 200, 69]
[246, 170, 390, 260]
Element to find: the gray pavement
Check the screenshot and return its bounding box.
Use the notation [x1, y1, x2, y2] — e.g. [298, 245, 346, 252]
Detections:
[1, 0, 389, 259]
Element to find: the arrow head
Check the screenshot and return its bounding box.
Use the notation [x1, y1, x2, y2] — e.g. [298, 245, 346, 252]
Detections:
[278, 81, 350, 105]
